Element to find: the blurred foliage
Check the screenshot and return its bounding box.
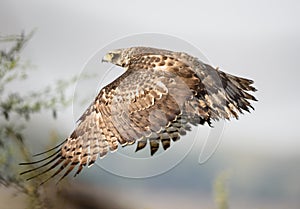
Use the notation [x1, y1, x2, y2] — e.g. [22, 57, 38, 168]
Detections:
[0, 32, 78, 123]
[0, 31, 78, 209]
[214, 170, 231, 209]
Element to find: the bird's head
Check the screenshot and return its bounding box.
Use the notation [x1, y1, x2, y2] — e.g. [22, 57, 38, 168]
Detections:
[102, 47, 157, 68]
[102, 48, 131, 67]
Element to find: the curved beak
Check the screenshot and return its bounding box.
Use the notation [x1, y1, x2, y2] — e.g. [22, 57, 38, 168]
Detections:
[101, 53, 112, 63]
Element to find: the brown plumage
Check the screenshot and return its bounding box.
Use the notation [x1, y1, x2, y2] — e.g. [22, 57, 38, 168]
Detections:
[20, 47, 257, 184]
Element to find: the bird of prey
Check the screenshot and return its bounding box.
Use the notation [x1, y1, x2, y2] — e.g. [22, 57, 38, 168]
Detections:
[20, 46, 257, 184]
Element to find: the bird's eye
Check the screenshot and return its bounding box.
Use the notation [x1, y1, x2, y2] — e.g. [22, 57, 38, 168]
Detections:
[109, 53, 114, 59]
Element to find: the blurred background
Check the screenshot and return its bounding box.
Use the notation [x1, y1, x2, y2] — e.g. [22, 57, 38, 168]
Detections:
[0, 0, 299, 209]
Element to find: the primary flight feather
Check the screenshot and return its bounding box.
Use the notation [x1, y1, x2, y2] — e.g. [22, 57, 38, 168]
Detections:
[20, 46, 257, 184]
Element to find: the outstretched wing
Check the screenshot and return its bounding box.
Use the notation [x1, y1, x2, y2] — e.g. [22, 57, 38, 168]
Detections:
[19, 56, 203, 183]
[174, 52, 257, 119]
[20, 52, 256, 184]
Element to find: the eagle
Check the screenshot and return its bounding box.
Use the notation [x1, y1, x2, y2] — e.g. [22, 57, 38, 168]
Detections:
[20, 46, 257, 184]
